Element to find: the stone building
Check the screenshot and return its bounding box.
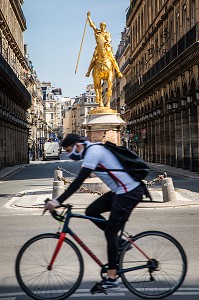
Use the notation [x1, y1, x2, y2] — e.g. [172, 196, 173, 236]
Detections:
[67, 84, 97, 137]
[119, 0, 199, 172]
[0, 0, 31, 169]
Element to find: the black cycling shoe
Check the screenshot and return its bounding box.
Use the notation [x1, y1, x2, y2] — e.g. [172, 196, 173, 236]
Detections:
[90, 278, 120, 294]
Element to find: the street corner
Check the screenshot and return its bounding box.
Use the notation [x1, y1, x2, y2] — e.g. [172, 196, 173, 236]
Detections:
[4, 187, 52, 210]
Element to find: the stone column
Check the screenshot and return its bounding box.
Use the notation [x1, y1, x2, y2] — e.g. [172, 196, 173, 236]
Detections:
[155, 117, 160, 163]
[175, 110, 182, 167]
[160, 115, 165, 164]
[189, 105, 198, 171]
[165, 113, 170, 164]
[182, 108, 190, 169]
[169, 112, 176, 166]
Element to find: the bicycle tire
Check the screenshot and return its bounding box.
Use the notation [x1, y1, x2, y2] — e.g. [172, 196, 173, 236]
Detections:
[119, 230, 187, 299]
[15, 233, 84, 300]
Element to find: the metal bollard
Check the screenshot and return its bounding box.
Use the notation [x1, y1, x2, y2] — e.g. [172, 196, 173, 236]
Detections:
[52, 169, 64, 199]
[52, 180, 65, 199]
[161, 177, 176, 202]
[54, 169, 63, 181]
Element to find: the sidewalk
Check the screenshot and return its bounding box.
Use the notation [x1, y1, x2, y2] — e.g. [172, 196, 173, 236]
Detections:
[1, 161, 199, 210]
[147, 162, 199, 180]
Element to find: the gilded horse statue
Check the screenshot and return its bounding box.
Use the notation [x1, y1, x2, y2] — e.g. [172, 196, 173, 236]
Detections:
[86, 12, 122, 109]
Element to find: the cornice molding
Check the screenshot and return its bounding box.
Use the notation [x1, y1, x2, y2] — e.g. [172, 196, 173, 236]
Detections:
[9, 0, 26, 31]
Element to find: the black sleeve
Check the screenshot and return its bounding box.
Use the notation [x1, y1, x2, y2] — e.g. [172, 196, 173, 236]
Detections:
[56, 167, 93, 204]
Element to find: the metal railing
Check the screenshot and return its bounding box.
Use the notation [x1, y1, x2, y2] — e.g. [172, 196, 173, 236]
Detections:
[0, 53, 31, 103]
[124, 23, 198, 102]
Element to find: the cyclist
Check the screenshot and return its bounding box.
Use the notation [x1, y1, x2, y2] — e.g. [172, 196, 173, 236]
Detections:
[44, 133, 146, 292]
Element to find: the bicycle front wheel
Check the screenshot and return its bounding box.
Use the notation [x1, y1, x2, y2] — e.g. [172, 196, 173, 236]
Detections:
[16, 233, 84, 300]
[120, 231, 187, 299]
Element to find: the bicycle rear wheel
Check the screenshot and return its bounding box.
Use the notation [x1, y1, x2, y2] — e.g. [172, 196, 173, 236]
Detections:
[16, 233, 84, 300]
[119, 231, 187, 299]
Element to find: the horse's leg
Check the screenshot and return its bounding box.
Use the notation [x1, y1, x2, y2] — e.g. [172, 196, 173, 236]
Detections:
[106, 75, 113, 108]
[94, 76, 103, 107]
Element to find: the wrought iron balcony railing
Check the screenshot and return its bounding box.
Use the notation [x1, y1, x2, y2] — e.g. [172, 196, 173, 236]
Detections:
[125, 23, 198, 102]
[0, 53, 31, 104]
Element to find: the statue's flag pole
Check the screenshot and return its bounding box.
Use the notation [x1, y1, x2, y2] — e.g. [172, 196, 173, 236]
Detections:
[75, 16, 88, 74]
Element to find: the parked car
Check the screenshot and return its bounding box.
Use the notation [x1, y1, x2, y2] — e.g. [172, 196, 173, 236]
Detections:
[43, 141, 61, 160]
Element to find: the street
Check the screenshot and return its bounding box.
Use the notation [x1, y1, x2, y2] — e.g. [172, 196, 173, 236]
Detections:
[0, 154, 199, 299]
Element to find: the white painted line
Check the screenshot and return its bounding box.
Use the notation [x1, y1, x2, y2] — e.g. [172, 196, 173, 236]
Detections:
[0, 298, 16, 300]
[0, 287, 199, 298]
[0, 292, 24, 297]
[174, 292, 199, 295]
[71, 293, 125, 297]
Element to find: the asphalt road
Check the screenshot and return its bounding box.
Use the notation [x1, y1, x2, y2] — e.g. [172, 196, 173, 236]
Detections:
[0, 154, 198, 299]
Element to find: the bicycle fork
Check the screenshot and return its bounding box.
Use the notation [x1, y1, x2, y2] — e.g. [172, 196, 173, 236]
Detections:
[47, 233, 66, 270]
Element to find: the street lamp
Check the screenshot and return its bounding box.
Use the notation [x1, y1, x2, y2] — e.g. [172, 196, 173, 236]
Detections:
[181, 96, 187, 107]
[120, 106, 125, 115]
[172, 98, 178, 109]
[167, 99, 173, 110]
[186, 90, 193, 103]
[195, 89, 199, 101]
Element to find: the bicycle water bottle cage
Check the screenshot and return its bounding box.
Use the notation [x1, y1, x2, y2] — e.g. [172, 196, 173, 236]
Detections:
[90, 283, 108, 295]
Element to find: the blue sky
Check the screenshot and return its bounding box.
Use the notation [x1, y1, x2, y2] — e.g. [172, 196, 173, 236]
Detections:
[22, 0, 129, 98]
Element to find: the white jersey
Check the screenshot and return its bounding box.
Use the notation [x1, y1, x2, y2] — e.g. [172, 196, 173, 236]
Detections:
[82, 142, 140, 194]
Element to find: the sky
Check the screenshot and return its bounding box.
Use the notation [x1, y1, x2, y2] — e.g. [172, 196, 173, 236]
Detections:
[22, 0, 130, 98]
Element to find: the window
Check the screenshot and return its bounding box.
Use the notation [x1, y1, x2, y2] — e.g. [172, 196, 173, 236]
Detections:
[169, 18, 174, 47]
[138, 14, 140, 42]
[182, 4, 187, 34]
[50, 103, 53, 109]
[176, 12, 180, 41]
[51, 113, 53, 119]
[190, 0, 196, 28]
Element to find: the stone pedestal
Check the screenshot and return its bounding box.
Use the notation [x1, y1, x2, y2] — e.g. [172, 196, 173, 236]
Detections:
[82, 110, 125, 145]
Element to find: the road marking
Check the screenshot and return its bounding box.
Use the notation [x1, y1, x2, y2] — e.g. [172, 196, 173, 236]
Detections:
[71, 292, 125, 297]
[0, 298, 16, 300]
[0, 287, 199, 298]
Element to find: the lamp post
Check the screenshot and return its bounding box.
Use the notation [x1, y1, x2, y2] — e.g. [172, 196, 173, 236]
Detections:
[186, 90, 193, 104]
[181, 97, 187, 107]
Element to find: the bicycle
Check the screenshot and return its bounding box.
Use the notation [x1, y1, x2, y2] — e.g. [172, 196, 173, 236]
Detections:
[15, 203, 187, 299]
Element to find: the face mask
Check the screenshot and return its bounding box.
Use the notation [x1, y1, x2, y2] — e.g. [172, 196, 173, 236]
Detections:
[67, 144, 84, 161]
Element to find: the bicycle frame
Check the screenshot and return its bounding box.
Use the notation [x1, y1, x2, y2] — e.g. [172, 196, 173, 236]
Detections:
[48, 208, 152, 275]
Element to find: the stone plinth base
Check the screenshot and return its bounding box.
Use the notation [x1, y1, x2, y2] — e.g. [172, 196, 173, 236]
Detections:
[82, 112, 125, 145]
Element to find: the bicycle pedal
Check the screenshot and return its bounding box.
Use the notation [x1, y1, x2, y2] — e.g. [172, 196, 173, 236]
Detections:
[90, 283, 108, 295]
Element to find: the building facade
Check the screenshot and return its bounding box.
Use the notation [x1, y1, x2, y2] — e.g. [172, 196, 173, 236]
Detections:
[120, 0, 199, 172]
[41, 82, 64, 141]
[63, 84, 96, 137]
[0, 0, 31, 169]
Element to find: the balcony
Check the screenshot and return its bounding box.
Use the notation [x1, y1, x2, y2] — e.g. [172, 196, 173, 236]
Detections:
[0, 53, 31, 107]
[125, 23, 199, 103]
[120, 58, 131, 73]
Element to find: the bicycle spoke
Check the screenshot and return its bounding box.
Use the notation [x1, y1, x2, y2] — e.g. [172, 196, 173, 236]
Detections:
[120, 231, 187, 299]
[16, 234, 84, 300]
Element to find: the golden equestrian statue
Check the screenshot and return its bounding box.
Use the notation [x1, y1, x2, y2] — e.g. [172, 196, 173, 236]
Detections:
[85, 11, 123, 110]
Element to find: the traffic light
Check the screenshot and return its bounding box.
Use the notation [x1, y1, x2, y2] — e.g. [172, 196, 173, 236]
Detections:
[126, 125, 130, 133]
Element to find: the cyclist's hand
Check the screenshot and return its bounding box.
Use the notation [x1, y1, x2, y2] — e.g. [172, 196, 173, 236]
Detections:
[43, 198, 60, 214]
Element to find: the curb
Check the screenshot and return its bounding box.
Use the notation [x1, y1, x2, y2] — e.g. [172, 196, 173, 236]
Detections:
[0, 164, 30, 180]
[5, 187, 199, 210]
